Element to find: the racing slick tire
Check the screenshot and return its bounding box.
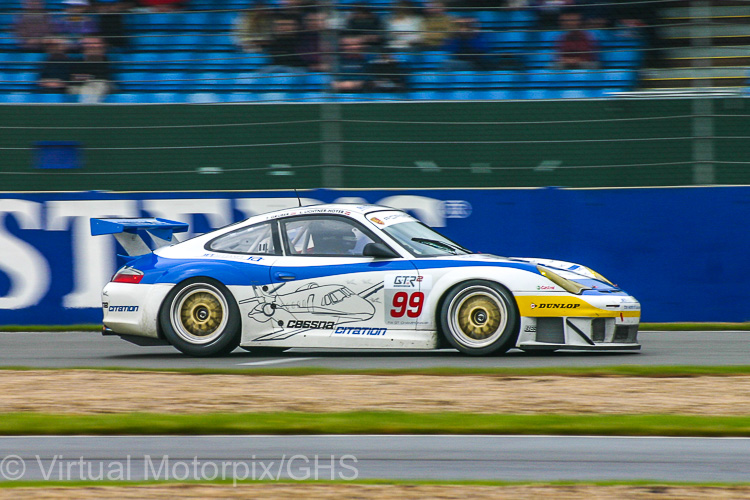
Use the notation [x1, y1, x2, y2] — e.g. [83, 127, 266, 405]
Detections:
[439, 280, 519, 356]
[239, 346, 289, 355]
[160, 278, 241, 357]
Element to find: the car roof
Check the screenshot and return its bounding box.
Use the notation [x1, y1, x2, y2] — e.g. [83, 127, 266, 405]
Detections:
[257, 203, 399, 222]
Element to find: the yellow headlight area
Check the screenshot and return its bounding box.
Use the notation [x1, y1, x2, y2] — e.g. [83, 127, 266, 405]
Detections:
[584, 266, 614, 286]
[537, 265, 591, 295]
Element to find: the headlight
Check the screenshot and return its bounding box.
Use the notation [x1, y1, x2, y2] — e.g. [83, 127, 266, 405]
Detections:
[537, 265, 590, 295]
[583, 266, 614, 286]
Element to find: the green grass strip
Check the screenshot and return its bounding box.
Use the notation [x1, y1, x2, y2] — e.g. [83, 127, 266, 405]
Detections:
[0, 324, 101, 332]
[4, 365, 750, 377]
[1, 322, 748, 332]
[2, 478, 750, 489]
[641, 322, 750, 331]
[3, 412, 750, 437]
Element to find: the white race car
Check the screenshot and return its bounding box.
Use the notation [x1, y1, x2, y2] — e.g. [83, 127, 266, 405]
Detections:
[91, 203, 640, 357]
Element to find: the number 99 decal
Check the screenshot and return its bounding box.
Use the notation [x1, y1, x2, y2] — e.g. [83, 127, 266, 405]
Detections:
[390, 291, 425, 318]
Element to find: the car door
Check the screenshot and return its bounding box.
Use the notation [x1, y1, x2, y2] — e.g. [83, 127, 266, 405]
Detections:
[249, 215, 421, 346]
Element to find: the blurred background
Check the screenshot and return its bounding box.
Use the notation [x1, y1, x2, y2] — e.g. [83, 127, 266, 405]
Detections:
[0, 0, 747, 190]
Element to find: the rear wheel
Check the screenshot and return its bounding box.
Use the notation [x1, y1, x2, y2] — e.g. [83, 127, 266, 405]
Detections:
[160, 278, 241, 357]
[439, 280, 519, 356]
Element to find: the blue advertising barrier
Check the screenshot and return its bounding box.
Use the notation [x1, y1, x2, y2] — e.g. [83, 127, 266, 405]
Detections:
[0, 187, 747, 324]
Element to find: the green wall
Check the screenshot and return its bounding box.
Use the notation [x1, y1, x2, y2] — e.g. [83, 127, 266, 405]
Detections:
[0, 98, 747, 191]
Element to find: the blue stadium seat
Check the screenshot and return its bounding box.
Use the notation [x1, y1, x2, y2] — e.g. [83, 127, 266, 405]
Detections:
[187, 92, 221, 103]
[234, 72, 257, 90]
[116, 72, 151, 91]
[419, 51, 450, 70]
[526, 70, 555, 88]
[302, 72, 331, 90]
[488, 30, 527, 51]
[106, 93, 145, 104]
[0, 92, 33, 103]
[510, 10, 536, 27]
[410, 72, 448, 89]
[298, 92, 327, 102]
[0, 71, 35, 90]
[225, 92, 261, 103]
[258, 92, 291, 102]
[537, 30, 563, 48]
[525, 50, 555, 69]
[600, 49, 641, 68]
[151, 92, 186, 103]
[208, 11, 239, 29]
[156, 72, 188, 91]
[235, 53, 271, 71]
[558, 70, 597, 88]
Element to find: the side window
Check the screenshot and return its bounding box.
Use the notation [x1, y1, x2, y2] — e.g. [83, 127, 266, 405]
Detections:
[208, 222, 277, 255]
[282, 217, 379, 256]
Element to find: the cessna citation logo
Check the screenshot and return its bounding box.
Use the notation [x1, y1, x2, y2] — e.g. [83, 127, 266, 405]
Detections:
[530, 303, 580, 309]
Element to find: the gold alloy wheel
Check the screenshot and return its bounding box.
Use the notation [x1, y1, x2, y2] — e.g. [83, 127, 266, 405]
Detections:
[448, 286, 509, 349]
[456, 295, 501, 339]
[171, 284, 229, 345]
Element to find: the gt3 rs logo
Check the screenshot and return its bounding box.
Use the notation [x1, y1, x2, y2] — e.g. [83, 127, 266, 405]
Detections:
[286, 320, 335, 329]
[108, 305, 139, 312]
[529, 303, 580, 309]
[393, 275, 423, 288]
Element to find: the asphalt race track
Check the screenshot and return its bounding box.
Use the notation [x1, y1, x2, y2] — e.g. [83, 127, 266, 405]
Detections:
[1, 435, 749, 482]
[0, 330, 747, 369]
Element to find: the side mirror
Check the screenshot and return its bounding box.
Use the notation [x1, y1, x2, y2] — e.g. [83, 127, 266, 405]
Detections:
[363, 242, 400, 259]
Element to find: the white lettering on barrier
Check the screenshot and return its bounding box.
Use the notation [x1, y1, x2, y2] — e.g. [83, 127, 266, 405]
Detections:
[234, 198, 321, 219]
[0, 200, 50, 309]
[375, 195, 446, 227]
[0, 195, 455, 313]
[47, 199, 139, 309]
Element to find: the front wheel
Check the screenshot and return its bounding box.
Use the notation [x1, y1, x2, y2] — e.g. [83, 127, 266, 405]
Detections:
[160, 278, 241, 357]
[439, 280, 519, 356]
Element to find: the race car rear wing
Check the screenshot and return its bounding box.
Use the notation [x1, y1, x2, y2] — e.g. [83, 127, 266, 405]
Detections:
[90, 218, 189, 259]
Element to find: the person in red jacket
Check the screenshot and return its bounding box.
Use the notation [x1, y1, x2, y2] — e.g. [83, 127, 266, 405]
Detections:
[554, 10, 598, 69]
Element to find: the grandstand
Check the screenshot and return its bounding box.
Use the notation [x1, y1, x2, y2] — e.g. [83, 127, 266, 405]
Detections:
[0, 0, 648, 103]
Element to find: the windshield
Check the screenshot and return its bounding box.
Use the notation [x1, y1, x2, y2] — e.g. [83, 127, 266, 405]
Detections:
[382, 221, 471, 257]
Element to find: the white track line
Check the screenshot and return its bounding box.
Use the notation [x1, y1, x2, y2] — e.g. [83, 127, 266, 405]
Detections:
[237, 357, 313, 367]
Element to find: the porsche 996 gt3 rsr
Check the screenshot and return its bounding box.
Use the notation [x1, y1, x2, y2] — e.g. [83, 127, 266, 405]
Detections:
[91, 204, 640, 356]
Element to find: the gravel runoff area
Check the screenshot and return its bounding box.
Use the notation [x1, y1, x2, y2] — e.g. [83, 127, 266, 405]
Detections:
[4, 484, 750, 500]
[2, 370, 750, 415]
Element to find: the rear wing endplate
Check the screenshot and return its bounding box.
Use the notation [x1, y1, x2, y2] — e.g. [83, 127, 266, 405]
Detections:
[90, 217, 189, 258]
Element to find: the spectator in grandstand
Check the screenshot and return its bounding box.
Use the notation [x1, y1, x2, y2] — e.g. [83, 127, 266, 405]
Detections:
[264, 16, 307, 72]
[70, 35, 112, 102]
[386, 1, 424, 51]
[95, 1, 129, 50]
[13, 0, 54, 51]
[331, 35, 370, 92]
[136, 0, 184, 11]
[442, 17, 497, 71]
[53, 0, 99, 48]
[612, 1, 658, 65]
[298, 10, 331, 72]
[234, 0, 274, 53]
[277, 0, 316, 25]
[345, 6, 384, 50]
[37, 37, 73, 92]
[365, 49, 408, 93]
[532, 0, 574, 29]
[420, 1, 456, 50]
[554, 10, 598, 69]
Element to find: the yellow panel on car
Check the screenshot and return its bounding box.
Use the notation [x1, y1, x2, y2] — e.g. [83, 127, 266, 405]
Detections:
[515, 296, 640, 318]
